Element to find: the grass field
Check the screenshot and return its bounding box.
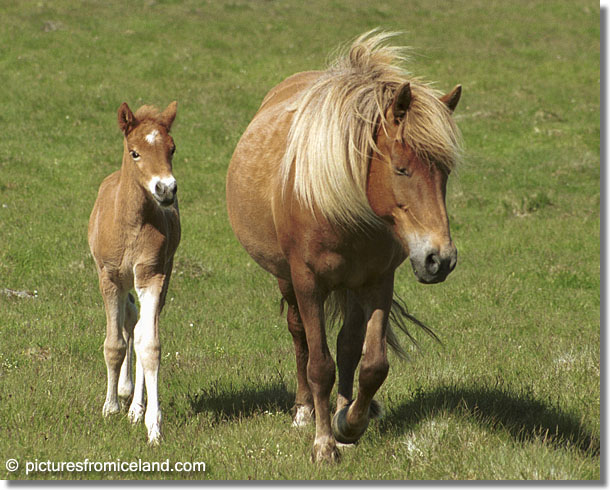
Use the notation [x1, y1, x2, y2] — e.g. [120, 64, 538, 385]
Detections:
[0, 0, 600, 481]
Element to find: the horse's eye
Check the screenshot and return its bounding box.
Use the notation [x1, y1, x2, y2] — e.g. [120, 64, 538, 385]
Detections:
[394, 167, 410, 177]
[170, 146, 176, 156]
[130, 150, 140, 160]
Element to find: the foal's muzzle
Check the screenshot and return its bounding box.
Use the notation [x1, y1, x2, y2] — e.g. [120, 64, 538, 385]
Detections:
[153, 179, 178, 206]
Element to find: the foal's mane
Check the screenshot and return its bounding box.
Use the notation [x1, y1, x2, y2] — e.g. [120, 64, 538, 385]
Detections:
[280, 30, 462, 229]
[134, 105, 165, 125]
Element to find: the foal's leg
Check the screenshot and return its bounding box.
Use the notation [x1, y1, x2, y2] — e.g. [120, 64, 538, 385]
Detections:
[128, 351, 145, 425]
[99, 274, 127, 417]
[336, 291, 366, 414]
[277, 278, 314, 427]
[118, 293, 138, 402]
[129, 268, 164, 444]
[291, 264, 338, 462]
[129, 259, 173, 426]
[332, 274, 393, 444]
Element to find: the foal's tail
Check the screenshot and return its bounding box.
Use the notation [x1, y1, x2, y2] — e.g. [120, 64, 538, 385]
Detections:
[325, 290, 441, 360]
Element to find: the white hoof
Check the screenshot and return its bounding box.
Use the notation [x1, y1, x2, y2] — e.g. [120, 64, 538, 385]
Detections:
[102, 401, 121, 417]
[292, 405, 314, 427]
[312, 435, 340, 463]
[145, 410, 162, 445]
[118, 380, 134, 400]
[127, 403, 144, 424]
[147, 424, 161, 445]
[336, 441, 357, 449]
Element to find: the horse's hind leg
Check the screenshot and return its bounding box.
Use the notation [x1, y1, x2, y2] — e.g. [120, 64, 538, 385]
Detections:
[278, 278, 314, 427]
[336, 291, 366, 414]
[99, 275, 128, 417]
[118, 293, 138, 403]
[332, 275, 393, 445]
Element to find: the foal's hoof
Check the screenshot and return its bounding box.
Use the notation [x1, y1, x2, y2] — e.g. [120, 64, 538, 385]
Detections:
[102, 401, 121, 417]
[118, 381, 134, 401]
[127, 403, 144, 424]
[147, 425, 162, 446]
[146, 412, 162, 446]
[311, 436, 340, 463]
[331, 405, 369, 444]
[292, 404, 314, 427]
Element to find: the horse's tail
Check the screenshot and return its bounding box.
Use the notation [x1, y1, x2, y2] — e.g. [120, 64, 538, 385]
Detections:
[325, 290, 440, 359]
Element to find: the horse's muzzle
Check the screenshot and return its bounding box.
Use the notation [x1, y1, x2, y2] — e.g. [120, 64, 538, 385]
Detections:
[410, 244, 457, 284]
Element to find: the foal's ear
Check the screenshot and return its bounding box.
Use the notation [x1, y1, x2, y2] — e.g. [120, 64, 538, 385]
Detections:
[159, 101, 178, 130]
[391, 82, 412, 123]
[440, 85, 462, 113]
[118, 103, 137, 135]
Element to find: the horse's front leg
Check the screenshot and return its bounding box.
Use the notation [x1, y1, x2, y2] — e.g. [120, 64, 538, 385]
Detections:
[98, 274, 127, 417]
[118, 293, 138, 403]
[291, 264, 338, 463]
[127, 291, 145, 425]
[332, 273, 393, 444]
[278, 278, 314, 427]
[129, 268, 165, 445]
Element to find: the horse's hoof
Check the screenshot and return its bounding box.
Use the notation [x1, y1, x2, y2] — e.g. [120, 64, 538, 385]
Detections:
[292, 404, 314, 427]
[120, 396, 133, 412]
[118, 381, 134, 401]
[147, 424, 162, 446]
[311, 436, 340, 463]
[336, 441, 357, 449]
[102, 401, 120, 417]
[127, 403, 144, 424]
[331, 405, 369, 444]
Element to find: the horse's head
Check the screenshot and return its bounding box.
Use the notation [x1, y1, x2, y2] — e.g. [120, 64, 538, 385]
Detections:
[368, 83, 461, 284]
[118, 101, 178, 207]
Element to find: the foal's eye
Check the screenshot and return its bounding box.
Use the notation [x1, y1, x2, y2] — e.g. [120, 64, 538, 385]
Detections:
[170, 146, 176, 156]
[394, 167, 410, 177]
[129, 150, 140, 160]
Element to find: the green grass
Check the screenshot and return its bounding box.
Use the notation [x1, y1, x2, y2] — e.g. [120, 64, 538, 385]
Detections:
[0, 0, 599, 480]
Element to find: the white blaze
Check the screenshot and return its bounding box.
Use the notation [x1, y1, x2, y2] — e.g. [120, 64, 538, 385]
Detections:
[145, 129, 159, 145]
[404, 233, 434, 264]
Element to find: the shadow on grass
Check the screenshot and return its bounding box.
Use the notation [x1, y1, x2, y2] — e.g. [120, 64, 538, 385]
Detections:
[379, 384, 600, 457]
[187, 381, 294, 423]
[186, 380, 598, 458]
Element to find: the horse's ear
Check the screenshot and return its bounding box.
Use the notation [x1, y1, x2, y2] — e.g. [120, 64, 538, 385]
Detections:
[392, 82, 412, 123]
[118, 103, 137, 135]
[160, 101, 177, 130]
[440, 85, 462, 113]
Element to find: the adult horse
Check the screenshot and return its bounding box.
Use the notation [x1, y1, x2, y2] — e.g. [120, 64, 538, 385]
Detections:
[226, 31, 462, 462]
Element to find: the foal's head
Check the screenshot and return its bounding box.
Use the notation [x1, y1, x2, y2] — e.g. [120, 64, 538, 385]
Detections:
[118, 101, 178, 207]
[369, 83, 462, 284]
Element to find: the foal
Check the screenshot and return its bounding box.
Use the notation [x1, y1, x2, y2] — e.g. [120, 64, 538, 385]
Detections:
[88, 101, 180, 444]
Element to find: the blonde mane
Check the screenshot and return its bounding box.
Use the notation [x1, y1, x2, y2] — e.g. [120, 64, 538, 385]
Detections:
[280, 30, 463, 229]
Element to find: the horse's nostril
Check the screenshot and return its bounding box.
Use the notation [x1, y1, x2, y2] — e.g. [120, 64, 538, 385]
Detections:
[449, 252, 457, 272]
[425, 253, 441, 275]
[155, 181, 177, 197]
